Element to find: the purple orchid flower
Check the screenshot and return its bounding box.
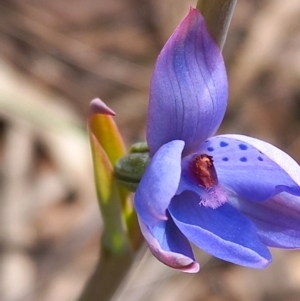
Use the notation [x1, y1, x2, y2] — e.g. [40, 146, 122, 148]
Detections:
[134, 8, 300, 273]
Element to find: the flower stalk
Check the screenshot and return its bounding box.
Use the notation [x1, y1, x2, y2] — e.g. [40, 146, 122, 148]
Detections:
[77, 250, 135, 301]
[78, 99, 143, 301]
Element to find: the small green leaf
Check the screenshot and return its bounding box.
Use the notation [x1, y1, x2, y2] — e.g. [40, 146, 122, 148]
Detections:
[89, 100, 126, 166]
[90, 133, 131, 253]
[87, 98, 142, 253]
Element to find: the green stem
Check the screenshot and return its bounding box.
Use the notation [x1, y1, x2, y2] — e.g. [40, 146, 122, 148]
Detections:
[77, 249, 136, 301]
[196, 0, 237, 50]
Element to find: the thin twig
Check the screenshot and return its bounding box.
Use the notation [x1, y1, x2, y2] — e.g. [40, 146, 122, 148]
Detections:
[197, 0, 237, 50]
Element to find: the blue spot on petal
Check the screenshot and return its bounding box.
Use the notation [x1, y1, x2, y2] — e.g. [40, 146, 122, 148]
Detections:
[220, 141, 229, 147]
[240, 157, 247, 162]
[207, 147, 214, 152]
[222, 157, 229, 162]
[239, 144, 248, 150]
[258, 156, 264, 161]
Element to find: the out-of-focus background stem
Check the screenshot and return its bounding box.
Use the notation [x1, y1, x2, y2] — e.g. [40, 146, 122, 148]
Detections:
[197, 0, 237, 50]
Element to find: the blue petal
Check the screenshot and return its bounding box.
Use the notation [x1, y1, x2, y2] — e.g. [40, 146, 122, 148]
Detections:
[198, 136, 300, 201]
[221, 134, 300, 183]
[134, 140, 184, 226]
[147, 8, 228, 155]
[168, 191, 272, 268]
[229, 192, 300, 248]
[138, 217, 199, 273]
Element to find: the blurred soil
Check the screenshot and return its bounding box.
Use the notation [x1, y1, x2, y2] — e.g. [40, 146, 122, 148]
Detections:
[0, 0, 300, 301]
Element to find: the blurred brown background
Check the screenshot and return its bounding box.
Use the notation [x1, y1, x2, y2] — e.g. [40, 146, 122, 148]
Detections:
[0, 0, 300, 300]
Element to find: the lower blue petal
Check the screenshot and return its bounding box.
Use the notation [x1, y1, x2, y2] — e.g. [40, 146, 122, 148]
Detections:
[168, 191, 272, 268]
[197, 136, 300, 202]
[134, 140, 184, 226]
[229, 192, 300, 248]
[138, 217, 199, 273]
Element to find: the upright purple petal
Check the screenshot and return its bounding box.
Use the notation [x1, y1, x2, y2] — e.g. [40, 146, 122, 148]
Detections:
[138, 218, 199, 273]
[147, 8, 228, 155]
[169, 191, 272, 268]
[134, 140, 184, 226]
[229, 193, 300, 248]
[198, 136, 300, 201]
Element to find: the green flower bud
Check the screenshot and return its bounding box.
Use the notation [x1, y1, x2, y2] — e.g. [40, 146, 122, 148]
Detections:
[114, 143, 150, 192]
[129, 142, 149, 153]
